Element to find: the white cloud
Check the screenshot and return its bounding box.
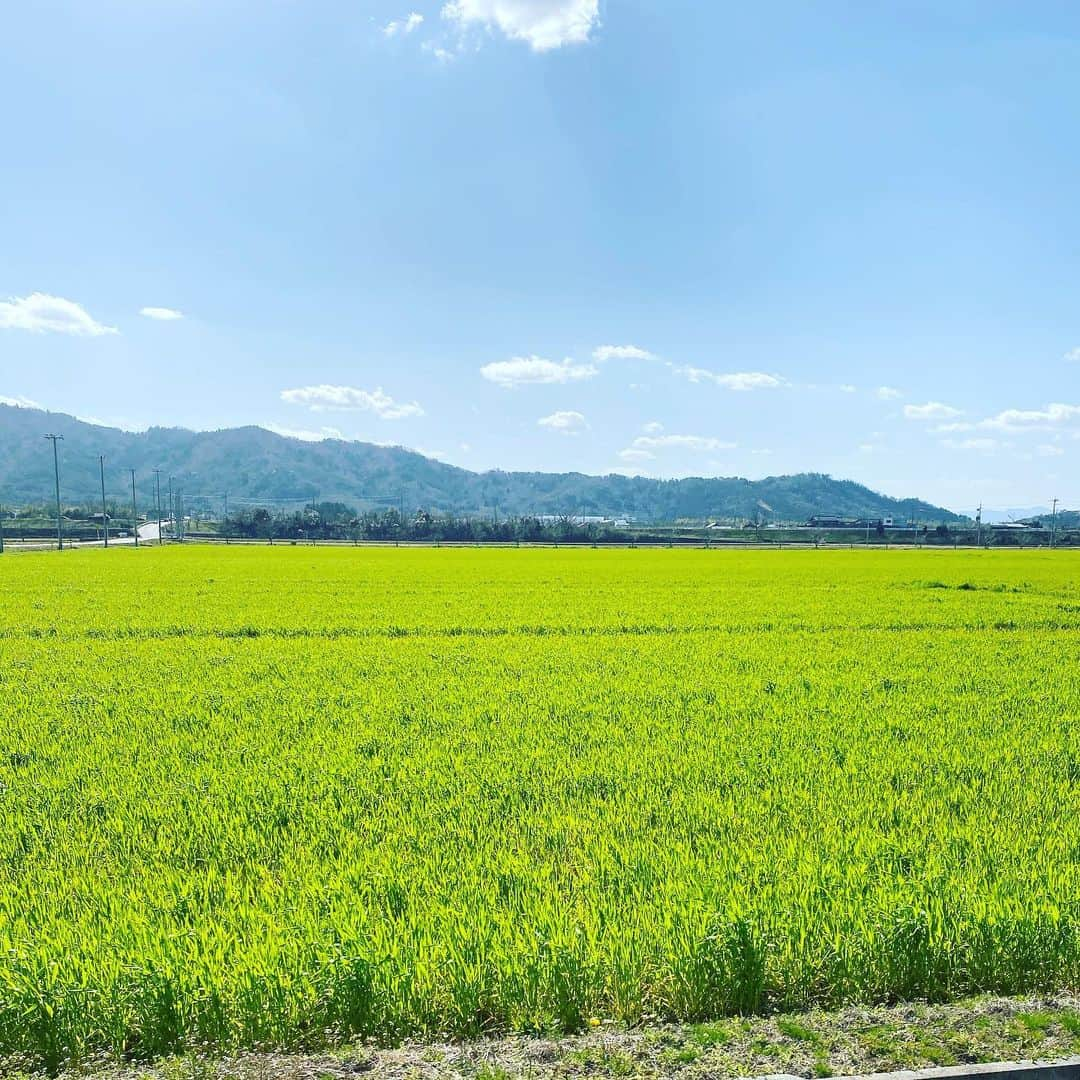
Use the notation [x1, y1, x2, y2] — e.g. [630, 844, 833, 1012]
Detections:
[140, 306, 183, 321]
[1064, 347, 1080, 363]
[0, 292, 117, 336]
[632, 434, 737, 452]
[441, 0, 599, 51]
[618, 448, 655, 462]
[839, 384, 857, 394]
[384, 11, 424, 35]
[1037, 443, 1065, 457]
[280, 385, 425, 419]
[264, 424, 346, 442]
[538, 409, 588, 434]
[593, 344, 656, 363]
[675, 366, 787, 391]
[751, 448, 773, 456]
[876, 386, 903, 400]
[480, 355, 597, 387]
[934, 421, 975, 433]
[903, 401, 963, 421]
[979, 403, 1080, 432]
[642, 420, 664, 434]
[941, 437, 1000, 452]
[76, 414, 147, 432]
[0, 393, 43, 409]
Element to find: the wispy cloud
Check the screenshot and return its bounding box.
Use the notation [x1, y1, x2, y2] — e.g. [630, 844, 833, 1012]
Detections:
[903, 401, 963, 421]
[876, 386, 903, 400]
[674, 366, 787, 391]
[441, 0, 600, 51]
[0, 293, 117, 336]
[928, 401, 1080, 436]
[618, 448, 654, 462]
[480, 355, 597, 387]
[1037, 443, 1065, 457]
[593, 344, 656, 362]
[538, 409, 588, 434]
[422, 41, 456, 61]
[0, 393, 43, 409]
[941, 437, 1000, 452]
[632, 434, 737, 452]
[280, 385, 425, 419]
[641, 420, 664, 434]
[979, 403, 1080, 432]
[76, 414, 147, 432]
[140, 306, 183, 321]
[384, 11, 424, 35]
[263, 424, 347, 442]
[1064, 347, 1080, 363]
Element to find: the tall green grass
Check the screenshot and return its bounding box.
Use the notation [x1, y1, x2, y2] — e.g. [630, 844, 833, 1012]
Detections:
[1, 547, 1079, 1070]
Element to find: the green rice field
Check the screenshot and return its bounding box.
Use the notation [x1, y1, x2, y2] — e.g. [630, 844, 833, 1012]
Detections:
[2, 546, 1080, 1069]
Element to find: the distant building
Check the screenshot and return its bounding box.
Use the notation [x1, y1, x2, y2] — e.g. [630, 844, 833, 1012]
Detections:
[807, 515, 896, 529]
[536, 514, 631, 527]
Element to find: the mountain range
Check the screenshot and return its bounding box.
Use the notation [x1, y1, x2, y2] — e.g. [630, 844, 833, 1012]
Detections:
[0, 404, 962, 523]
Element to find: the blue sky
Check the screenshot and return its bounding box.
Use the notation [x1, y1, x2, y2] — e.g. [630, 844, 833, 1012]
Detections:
[2, 0, 1079, 510]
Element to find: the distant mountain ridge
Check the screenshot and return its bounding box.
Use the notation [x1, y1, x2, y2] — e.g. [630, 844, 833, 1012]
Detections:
[0, 404, 962, 522]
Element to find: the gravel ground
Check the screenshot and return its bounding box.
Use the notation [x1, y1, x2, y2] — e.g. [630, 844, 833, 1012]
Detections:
[6, 994, 1080, 1080]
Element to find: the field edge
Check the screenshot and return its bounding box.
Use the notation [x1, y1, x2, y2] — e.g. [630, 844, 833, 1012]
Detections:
[7, 994, 1080, 1080]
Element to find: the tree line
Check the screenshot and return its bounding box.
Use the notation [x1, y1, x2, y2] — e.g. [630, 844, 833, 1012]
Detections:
[214, 505, 631, 543]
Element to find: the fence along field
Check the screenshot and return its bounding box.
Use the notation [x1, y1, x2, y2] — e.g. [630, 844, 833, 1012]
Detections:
[1, 546, 1080, 1071]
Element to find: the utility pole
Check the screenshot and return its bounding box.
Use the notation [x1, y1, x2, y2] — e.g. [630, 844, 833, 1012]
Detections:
[168, 476, 175, 539]
[1051, 497, 1059, 549]
[976, 504, 982, 548]
[0, 500, 5, 554]
[130, 469, 139, 547]
[44, 433, 64, 550]
[100, 455, 110, 548]
[153, 468, 163, 544]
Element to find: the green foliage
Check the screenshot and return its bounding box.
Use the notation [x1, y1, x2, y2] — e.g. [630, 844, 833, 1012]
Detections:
[2, 546, 1080, 1071]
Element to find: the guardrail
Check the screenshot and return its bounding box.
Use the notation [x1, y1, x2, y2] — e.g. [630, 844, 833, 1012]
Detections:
[753, 1057, 1080, 1080]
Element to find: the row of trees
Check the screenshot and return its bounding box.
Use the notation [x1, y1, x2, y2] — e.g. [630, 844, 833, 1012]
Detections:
[214, 506, 631, 543]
